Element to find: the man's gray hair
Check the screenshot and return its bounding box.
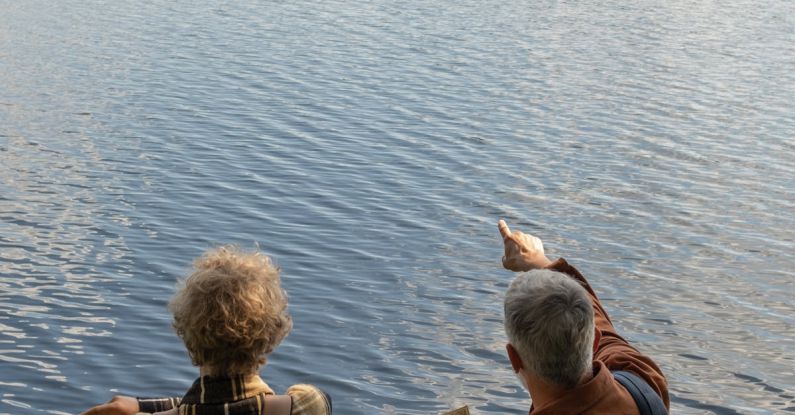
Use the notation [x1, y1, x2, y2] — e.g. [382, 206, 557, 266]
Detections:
[504, 270, 595, 388]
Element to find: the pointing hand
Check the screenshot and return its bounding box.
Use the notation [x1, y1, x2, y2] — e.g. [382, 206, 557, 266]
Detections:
[498, 220, 553, 272]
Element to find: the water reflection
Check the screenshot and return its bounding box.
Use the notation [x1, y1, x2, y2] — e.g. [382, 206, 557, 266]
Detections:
[0, 133, 127, 405]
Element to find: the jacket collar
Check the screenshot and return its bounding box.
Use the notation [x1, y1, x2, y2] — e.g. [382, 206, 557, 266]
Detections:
[181, 374, 275, 405]
[530, 361, 612, 415]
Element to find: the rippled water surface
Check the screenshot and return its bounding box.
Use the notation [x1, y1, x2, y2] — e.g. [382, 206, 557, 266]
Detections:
[2, 0, 794, 413]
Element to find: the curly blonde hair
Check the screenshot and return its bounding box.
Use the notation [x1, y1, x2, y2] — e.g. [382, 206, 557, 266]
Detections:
[169, 246, 293, 376]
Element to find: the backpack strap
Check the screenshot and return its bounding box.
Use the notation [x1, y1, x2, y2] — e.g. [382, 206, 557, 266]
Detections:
[612, 370, 668, 415]
[264, 394, 292, 415]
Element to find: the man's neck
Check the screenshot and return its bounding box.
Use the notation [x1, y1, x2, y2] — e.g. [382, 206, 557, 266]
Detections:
[525, 367, 594, 409]
[526, 377, 569, 409]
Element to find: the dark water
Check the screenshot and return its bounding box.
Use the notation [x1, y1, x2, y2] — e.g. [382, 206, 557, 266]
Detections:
[1, 0, 794, 413]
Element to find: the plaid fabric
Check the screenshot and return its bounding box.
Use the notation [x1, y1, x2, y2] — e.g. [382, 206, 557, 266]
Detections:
[138, 397, 181, 413]
[138, 375, 331, 415]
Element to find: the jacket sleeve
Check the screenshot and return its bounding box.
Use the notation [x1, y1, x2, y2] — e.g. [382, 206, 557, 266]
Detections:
[286, 384, 332, 415]
[546, 258, 670, 409]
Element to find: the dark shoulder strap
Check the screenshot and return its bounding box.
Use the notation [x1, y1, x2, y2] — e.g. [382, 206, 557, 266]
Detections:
[612, 370, 668, 415]
[264, 395, 292, 415]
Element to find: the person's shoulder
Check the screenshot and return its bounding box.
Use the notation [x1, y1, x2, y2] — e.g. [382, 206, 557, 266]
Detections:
[286, 384, 332, 415]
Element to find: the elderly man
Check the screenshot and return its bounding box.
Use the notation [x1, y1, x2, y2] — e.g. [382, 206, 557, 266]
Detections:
[499, 220, 669, 414]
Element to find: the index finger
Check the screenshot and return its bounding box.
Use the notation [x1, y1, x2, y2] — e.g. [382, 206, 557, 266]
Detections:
[498, 219, 512, 239]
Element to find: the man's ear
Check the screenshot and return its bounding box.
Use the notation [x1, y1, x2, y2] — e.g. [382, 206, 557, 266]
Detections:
[506, 343, 524, 373]
[593, 328, 601, 354]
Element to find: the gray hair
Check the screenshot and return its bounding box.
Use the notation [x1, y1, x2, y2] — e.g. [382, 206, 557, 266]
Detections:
[504, 270, 595, 388]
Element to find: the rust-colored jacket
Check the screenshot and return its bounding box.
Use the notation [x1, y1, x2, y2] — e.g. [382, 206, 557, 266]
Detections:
[528, 259, 670, 415]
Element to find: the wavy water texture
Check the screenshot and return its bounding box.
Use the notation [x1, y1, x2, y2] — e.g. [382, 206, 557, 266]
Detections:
[1, 0, 794, 414]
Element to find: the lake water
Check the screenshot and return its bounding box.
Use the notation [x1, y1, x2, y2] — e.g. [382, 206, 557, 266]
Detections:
[1, 0, 794, 414]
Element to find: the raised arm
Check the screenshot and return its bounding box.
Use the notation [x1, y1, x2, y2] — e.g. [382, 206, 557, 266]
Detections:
[498, 220, 669, 409]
